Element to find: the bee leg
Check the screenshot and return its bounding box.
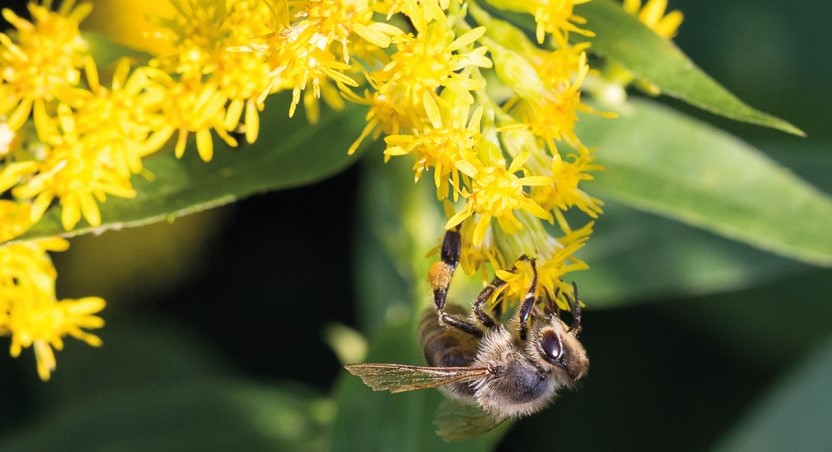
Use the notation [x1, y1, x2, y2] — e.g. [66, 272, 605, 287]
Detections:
[428, 225, 483, 338]
[428, 225, 461, 313]
[471, 276, 505, 330]
[470, 255, 539, 336]
[440, 312, 484, 337]
[564, 281, 582, 332]
[517, 258, 538, 342]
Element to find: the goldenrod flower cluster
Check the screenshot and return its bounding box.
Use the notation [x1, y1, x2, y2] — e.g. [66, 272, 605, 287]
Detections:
[0, 0, 682, 379]
[0, 234, 104, 381]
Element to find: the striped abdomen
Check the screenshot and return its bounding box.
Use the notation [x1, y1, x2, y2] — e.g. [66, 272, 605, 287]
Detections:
[418, 305, 481, 399]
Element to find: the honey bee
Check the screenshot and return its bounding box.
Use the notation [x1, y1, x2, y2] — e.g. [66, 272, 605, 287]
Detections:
[345, 227, 589, 441]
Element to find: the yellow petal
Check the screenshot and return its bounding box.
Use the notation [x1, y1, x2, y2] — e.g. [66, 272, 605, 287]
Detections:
[78, 192, 101, 227]
[472, 214, 492, 246]
[455, 159, 478, 178]
[445, 207, 472, 230]
[196, 129, 214, 161]
[519, 176, 552, 186]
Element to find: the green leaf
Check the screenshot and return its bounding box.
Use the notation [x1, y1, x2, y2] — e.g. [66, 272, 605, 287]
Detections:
[0, 378, 332, 452]
[571, 144, 830, 307]
[573, 0, 803, 135]
[572, 200, 806, 308]
[7, 94, 365, 244]
[577, 98, 832, 267]
[713, 333, 832, 452]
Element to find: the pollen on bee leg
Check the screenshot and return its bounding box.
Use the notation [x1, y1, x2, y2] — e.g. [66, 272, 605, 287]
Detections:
[428, 261, 454, 291]
[429, 260, 457, 311]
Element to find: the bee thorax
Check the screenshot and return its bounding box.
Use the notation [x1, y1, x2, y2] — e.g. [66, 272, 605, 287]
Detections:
[468, 326, 557, 417]
[473, 359, 557, 418]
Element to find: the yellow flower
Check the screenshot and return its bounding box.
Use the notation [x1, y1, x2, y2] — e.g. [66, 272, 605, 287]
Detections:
[343, 86, 419, 155]
[0, 0, 619, 381]
[373, 0, 447, 33]
[0, 200, 33, 242]
[531, 149, 604, 218]
[534, 220, 593, 305]
[295, 0, 376, 61]
[457, 214, 506, 279]
[12, 103, 138, 230]
[623, 0, 684, 39]
[0, 0, 92, 130]
[0, 161, 39, 193]
[8, 294, 106, 381]
[151, 0, 235, 80]
[491, 211, 593, 308]
[150, 0, 275, 142]
[144, 70, 237, 162]
[63, 57, 167, 176]
[506, 52, 593, 153]
[487, 0, 594, 45]
[384, 95, 483, 201]
[214, 49, 270, 144]
[369, 24, 492, 110]
[447, 149, 552, 246]
[534, 42, 592, 88]
[0, 238, 105, 381]
[259, 0, 403, 121]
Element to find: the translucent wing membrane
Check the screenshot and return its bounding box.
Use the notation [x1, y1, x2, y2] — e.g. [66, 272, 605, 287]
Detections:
[435, 398, 506, 441]
[344, 363, 488, 393]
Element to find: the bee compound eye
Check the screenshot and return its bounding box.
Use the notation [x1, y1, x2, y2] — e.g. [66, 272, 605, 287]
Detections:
[540, 329, 563, 363]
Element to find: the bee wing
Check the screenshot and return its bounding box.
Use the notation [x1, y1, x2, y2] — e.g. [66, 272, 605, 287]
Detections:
[435, 398, 506, 442]
[344, 363, 489, 393]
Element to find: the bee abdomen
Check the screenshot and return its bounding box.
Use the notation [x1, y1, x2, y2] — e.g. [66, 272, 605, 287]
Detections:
[418, 306, 479, 368]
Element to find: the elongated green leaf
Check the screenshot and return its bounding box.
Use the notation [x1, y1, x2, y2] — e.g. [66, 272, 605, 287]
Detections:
[573, 0, 803, 135]
[713, 333, 832, 452]
[577, 99, 832, 266]
[0, 378, 331, 452]
[572, 200, 806, 307]
[572, 144, 830, 306]
[7, 94, 364, 244]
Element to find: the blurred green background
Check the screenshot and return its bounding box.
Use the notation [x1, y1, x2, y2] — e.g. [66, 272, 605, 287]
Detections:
[1, 0, 830, 450]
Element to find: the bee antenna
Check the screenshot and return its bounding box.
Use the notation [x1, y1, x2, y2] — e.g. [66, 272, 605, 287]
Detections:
[543, 290, 556, 317]
[517, 257, 538, 341]
[566, 281, 582, 333]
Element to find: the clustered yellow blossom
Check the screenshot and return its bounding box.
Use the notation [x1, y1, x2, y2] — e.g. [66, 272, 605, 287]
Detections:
[0, 216, 105, 381]
[322, 0, 609, 308]
[1, 0, 684, 379]
[0, 0, 276, 379]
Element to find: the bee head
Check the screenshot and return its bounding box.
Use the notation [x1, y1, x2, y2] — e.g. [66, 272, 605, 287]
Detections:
[534, 316, 589, 385]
